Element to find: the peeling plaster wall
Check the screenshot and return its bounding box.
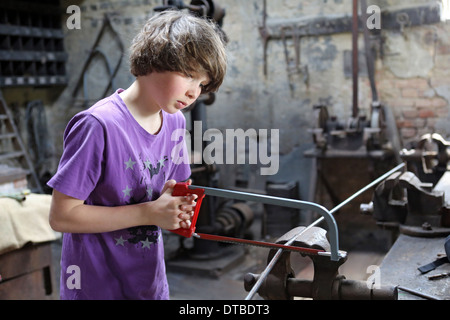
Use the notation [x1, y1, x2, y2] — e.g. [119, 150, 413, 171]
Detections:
[211, 0, 360, 155]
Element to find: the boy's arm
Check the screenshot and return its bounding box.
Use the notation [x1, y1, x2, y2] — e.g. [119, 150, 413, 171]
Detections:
[49, 180, 196, 234]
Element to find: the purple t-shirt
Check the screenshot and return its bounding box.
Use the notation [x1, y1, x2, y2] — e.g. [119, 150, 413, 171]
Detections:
[48, 89, 191, 300]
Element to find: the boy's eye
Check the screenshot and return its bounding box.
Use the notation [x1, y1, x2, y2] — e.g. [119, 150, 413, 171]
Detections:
[200, 83, 209, 93]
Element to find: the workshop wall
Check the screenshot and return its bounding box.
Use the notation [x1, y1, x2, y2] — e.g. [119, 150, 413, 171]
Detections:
[2, 0, 449, 192]
[377, 21, 450, 143]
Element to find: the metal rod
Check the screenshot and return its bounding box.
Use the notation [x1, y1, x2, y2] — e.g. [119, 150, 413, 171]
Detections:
[330, 162, 405, 215]
[352, 0, 359, 118]
[397, 286, 442, 300]
[360, 0, 379, 103]
[244, 162, 405, 300]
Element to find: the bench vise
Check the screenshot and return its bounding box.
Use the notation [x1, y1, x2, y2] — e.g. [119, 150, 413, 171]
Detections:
[244, 226, 398, 300]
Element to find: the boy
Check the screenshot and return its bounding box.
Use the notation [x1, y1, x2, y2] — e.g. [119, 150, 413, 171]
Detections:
[48, 10, 227, 299]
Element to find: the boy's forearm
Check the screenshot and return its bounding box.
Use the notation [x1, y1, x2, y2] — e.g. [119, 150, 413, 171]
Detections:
[49, 188, 194, 234]
[49, 190, 151, 233]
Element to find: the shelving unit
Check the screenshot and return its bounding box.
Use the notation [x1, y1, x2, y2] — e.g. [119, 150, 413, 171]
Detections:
[0, 0, 67, 88]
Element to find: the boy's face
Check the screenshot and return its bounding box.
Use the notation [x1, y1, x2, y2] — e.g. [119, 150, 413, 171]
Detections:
[145, 71, 210, 114]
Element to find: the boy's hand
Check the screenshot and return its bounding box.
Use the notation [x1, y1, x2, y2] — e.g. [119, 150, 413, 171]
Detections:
[156, 179, 197, 230]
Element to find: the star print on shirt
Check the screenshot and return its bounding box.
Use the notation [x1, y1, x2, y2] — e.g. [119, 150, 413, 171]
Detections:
[125, 157, 136, 170]
[122, 185, 132, 198]
[144, 159, 152, 170]
[141, 238, 152, 249]
[112, 220, 161, 251]
[115, 236, 127, 246]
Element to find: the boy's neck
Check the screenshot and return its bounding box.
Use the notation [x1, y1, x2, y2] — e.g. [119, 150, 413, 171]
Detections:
[120, 80, 163, 135]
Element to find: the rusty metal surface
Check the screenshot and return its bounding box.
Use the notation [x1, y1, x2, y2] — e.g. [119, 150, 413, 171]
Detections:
[380, 234, 450, 300]
[276, 226, 330, 252]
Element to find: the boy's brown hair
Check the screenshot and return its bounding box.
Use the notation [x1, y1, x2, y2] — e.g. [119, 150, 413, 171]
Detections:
[129, 10, 227, 93]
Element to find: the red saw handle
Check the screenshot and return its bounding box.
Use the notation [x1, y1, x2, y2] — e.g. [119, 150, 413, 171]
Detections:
[170, 181, 205, 238]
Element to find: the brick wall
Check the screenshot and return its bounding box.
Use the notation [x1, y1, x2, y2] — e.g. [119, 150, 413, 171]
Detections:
[377, 22, 450, 147]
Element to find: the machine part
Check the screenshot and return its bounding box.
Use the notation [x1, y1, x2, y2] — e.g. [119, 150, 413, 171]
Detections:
[400, 133, 450, 184]
[352, 0, 359, 118]
[217, 202, 254, 237]
[309, 105, 329, 151]
[306, 1, 399, 156]
[195, 200, 254, 239]
[399, 171, 443, 217]
[244, 226, 397, 300]
[362, 170, 407, 223]
[366, 103, 385, 150]
[361, 157, 450, 236]
[264, 181, 301, 237]
[399, 225, 450, 238]
[308, 103, 392, 153]
[190, 0, 226, 26]
[362, 171, 442, 218]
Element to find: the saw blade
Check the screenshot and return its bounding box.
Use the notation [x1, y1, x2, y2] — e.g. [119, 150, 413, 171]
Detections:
[193, 233, 326, 256]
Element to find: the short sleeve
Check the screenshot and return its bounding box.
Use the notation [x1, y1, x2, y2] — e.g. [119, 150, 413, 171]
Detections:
[167, 111, 191, 181]
[47, 113, 105, 200]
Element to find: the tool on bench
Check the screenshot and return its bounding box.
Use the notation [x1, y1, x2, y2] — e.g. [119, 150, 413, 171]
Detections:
[170, 181, 343, 261]
[428, 272, 450, 280]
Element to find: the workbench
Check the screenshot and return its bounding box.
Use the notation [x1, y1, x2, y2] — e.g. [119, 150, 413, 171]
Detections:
[380, 234, 449, 300]
[0, 241, 55, 299]
[0, 193, 60, 299]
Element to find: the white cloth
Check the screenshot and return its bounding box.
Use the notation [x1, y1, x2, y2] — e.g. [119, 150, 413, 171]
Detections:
[0, 193, 60, 255]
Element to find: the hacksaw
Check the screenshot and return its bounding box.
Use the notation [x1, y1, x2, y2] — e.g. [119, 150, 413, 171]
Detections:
[170, 181, 342, 261]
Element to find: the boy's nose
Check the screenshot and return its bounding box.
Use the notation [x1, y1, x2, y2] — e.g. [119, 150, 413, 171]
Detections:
[186, 87, 201, 100]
